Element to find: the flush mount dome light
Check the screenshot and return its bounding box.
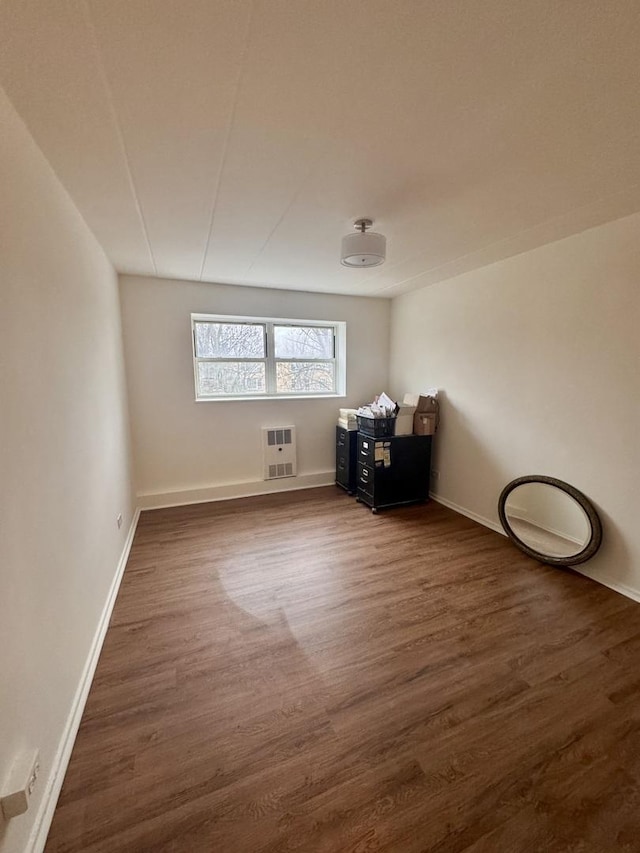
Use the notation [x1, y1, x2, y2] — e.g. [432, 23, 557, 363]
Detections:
[340, 218, 386, 267]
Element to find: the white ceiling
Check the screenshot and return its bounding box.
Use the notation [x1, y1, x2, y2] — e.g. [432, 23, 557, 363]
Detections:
[1, 1, 639, 297]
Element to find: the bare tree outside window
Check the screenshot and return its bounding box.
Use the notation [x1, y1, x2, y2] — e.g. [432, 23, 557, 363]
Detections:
[194, 322, 267, 395]
[274, 325, 334, 393]
[194, 323, 265, 359]
[273, 326, 333, 359]
[197, 362, 266, 395]
[276, 362, 334, 393]
[192, 317, 343, 399]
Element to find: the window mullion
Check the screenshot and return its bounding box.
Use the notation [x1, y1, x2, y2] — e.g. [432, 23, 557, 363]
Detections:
[265, 323, 277, 395]
[273, 358, 335, 364]
[195, 357, 266, 364]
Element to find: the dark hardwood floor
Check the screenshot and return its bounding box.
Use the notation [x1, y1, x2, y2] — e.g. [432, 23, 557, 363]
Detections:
[45, 487, 640, 852]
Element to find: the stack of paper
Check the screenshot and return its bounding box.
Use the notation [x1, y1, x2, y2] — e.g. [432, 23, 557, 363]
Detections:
[356, 392, 397, 419]
[338, 408, 358, 430]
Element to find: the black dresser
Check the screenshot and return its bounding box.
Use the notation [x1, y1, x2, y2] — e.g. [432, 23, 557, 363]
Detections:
[335, 426, 358, 494]
[355, 433, 432, 512]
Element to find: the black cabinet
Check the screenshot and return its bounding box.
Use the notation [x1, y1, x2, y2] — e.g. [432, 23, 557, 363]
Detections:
[356, 433, 432, 511]
[335, 426, 358, 494]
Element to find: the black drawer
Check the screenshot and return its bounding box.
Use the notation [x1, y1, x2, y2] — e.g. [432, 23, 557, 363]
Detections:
[357, 462, 375, 498]
[336, 426, 351, 449]
[357, 434, 378, 466]
[336, 454, 350, 487]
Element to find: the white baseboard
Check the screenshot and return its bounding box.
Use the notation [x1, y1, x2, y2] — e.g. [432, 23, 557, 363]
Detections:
[28, 508, 141, 853]
[430, 492, 505, 535]
[572, 567, 640, 603]
[138, 471, 336, 510]
[432, 493, 640, 603]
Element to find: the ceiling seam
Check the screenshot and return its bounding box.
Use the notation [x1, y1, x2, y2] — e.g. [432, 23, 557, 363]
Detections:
[198, 0, 255, 281]
[81, 0, 158, 277]
[242, 152, 328, 277]
[238, 45, 438, 283]
[370, 180, 640, 297]
[240, 98, 413, 279]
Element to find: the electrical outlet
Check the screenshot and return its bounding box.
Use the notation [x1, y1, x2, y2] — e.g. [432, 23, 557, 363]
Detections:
[117, 513, 123, 529]
[1, 750, 40, 821]
[431, 469, 440, 481]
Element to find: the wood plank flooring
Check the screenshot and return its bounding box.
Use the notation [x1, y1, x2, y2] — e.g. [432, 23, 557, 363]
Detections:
[45, 487, 640, 852]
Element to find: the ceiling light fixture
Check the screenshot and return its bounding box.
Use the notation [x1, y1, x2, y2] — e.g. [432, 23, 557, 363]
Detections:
[340, 218, 386, 267]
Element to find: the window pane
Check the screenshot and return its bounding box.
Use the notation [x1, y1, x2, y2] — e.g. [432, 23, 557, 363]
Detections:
[276, 361, 335, 393]
[274, 325, 333, 359]
[197, 362, 266, 396]
[194, 322, 265, 358]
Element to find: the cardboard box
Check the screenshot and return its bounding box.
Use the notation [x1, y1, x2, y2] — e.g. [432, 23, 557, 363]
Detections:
[403, 392, 439, 433]
[403, 392, 437, 413]
[414, 412, 437, 435]
[394, 405, 416, 435]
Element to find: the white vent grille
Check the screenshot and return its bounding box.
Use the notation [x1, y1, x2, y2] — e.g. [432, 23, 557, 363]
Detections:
[268, 462, 294, 479]
[262, 426, 297, 480]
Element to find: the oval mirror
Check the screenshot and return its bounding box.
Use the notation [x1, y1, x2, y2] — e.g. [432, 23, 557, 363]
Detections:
[498, 476, 602, 567]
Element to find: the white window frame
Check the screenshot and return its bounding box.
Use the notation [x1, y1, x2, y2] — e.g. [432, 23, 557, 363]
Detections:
[191, 313, 347, 401]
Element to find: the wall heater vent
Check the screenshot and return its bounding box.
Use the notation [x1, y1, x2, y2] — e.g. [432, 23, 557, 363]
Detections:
[262, 426, 297, 480]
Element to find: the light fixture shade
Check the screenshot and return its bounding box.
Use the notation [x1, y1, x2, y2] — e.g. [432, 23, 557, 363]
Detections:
[341, 229, 386, 267]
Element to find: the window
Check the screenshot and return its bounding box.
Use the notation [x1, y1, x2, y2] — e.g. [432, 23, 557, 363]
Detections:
[191, 314, 346, 400]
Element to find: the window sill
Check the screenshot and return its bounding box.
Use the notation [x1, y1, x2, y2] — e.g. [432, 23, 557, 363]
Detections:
[195, 393, 347, 403]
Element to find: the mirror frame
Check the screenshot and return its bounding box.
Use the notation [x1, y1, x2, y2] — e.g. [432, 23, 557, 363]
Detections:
[498, 475, 602, 567]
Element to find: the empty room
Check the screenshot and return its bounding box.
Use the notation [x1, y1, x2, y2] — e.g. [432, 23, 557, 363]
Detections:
[2, 2, 640, 851]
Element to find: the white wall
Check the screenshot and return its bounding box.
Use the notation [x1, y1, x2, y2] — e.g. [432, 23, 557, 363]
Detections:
[505, 483, 590, 544]
[0, 88, 135, 852]
[119, 275, 390, 506]
[390, 211, 640, 598]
